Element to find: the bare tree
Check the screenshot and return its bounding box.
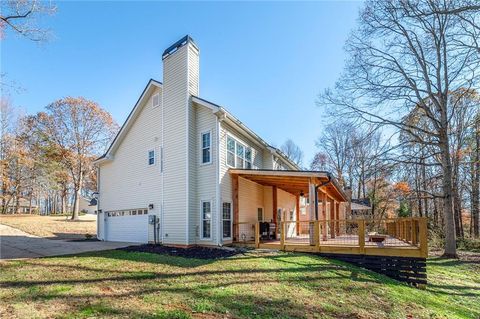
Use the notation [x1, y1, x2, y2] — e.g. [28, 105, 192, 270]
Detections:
[0, 0, 56, 42]
[319, 0, 480, 258]
[280, 139, 304, 167]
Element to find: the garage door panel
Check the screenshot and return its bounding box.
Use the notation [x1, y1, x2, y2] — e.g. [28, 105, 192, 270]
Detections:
[106, 215, 149, 243]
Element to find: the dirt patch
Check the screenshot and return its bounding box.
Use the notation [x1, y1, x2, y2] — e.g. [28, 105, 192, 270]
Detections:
[119, 244, 243, 259]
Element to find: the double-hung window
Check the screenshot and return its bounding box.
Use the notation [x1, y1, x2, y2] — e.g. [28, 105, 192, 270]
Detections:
[222, 202, 232, 238]
[201, 200, 212, 239]
[227, 136, 235, 167]
[226, 136, 253, 169]
[148, 150, 155, 166]
[201, 132, 211, 164]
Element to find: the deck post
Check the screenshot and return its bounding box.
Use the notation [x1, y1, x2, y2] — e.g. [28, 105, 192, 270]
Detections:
[273, 186, 278, 237]
[418, 217, 428, 258]
[335, 202, 340, 236]
[358, 219, 365, 253]
[255, 222, 260, 248]
[412, 218, 418, 245]
[322, 191, 327, 241]
[296, 194, 300, 236]
[330, 198, 335, 239]
[314, 221, 320, 251]
[280, 221, 285, 250]
[232, 174, 239, 241]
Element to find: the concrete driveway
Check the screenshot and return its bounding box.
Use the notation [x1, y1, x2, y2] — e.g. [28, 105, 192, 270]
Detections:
[0, 224, 138, 260]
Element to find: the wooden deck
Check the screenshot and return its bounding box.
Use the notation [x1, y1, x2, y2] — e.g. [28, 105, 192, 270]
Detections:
[234, 218, 428, 258]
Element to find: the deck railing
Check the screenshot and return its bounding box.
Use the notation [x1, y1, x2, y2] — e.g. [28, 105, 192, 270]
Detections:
[234, 217, 428, 258]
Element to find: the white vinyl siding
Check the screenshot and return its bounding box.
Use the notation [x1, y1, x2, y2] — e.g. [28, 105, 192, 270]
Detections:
[98, 85, 162, 243]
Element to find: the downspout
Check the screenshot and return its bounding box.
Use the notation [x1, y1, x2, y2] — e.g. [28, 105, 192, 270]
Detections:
[314, 174, 332, 220]
[215, 115, 221, 246]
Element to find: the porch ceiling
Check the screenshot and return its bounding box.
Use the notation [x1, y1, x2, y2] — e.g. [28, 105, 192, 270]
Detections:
[229, 169, 347, 202]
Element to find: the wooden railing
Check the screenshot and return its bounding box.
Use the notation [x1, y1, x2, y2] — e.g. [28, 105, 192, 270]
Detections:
[235, 217, 428, 258]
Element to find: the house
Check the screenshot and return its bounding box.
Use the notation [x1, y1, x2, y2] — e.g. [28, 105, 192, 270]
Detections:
[95, 35, 348, 246]
[3, 198, 38, 214]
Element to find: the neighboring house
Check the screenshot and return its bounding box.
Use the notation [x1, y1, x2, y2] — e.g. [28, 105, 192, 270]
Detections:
[95, 35, 347, 245]
[350, 198, 372, 219]
[3, 198, 38, 214]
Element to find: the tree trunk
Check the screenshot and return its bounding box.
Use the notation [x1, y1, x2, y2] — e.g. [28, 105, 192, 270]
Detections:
[473, 118, 480, 238]
[440, 140, 457, 258]
[71, 172, 83, 220]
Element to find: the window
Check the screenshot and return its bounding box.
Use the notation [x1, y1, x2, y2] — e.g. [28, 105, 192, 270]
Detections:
[226, 135, 253, 169]
[201, 132, 211, 164]
[227, 136, 235, 167]
[257, 208, 263, 222]
[148, 150, 155, 165]
[222, 202, 232, 238]
[152, 93, 160, 108]
[201, 201, 212, 239]
[235, 143, 244, 168]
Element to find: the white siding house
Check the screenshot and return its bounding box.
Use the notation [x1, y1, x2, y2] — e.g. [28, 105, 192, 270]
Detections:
[95, 35, 308, 246]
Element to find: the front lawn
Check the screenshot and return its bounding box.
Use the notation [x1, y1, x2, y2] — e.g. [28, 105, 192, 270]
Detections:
[0, 250, 478, 319]
[0, 214, 96, 240]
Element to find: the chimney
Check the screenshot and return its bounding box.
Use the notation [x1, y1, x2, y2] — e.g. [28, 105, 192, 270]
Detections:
[162, 35, 199, 97]
[161, 35, 200, 245]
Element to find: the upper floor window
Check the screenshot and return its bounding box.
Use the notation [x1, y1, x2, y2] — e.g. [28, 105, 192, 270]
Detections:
[226, 136, 252, 169]
[152, 93, 160, 108]
[201, 132, 211, 164]
[148, 150, 155, 165]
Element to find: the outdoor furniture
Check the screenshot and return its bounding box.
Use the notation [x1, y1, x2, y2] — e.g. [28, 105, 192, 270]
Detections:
[368, 232, 388, 242]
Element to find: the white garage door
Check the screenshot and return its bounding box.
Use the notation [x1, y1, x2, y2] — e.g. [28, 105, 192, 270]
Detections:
[105, 210, 149, 243]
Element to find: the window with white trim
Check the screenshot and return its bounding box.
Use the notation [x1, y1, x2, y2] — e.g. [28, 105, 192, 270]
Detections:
[152, 93, 160, 108]
[201, 132, 211, 164]
[226, 136, 252, 169]
[148, 150, 155, 165]
[222, 202, 232, 238]
[201, 200, 212, 239]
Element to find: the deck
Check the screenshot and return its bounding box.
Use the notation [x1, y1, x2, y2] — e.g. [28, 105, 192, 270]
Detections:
[233, 218, 428, 258]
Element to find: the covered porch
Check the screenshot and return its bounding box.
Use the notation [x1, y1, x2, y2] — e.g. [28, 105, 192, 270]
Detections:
[229, 169, 427, 259]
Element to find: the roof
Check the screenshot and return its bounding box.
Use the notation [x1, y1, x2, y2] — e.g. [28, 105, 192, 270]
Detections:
[96, 83, 300, 171]
[229, 169, 348, 202]
[351, 202, 371, 211]
[94, 79, 162, 164]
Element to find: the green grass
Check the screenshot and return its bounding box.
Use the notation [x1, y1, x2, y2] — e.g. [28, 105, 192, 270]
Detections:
[0, 250, 478, 319]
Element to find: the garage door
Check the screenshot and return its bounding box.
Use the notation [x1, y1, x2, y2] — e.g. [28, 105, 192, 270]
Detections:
[105, 209, 149, 243]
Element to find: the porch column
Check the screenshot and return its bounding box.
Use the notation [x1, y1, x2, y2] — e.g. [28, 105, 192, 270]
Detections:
[273, 186, 278, 235]
[308, 180, 316, 245]
[232, 174, 239, 241]
[321, 190, 327, 241]
[335, 201, 340, 236]
[330, 197, 335, 239]
[296, 194, 300, 236]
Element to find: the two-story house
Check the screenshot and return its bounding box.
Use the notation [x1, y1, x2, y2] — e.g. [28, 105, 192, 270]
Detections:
[95, 35, 347, 246]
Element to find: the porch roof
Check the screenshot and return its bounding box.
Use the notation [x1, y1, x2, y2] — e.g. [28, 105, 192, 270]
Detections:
[229, 169, 348, 202]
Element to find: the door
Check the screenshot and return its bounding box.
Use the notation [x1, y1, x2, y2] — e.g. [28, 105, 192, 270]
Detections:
[105, 210, 149, 243]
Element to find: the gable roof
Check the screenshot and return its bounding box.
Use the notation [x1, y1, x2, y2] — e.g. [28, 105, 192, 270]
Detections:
[94, 79, 162, 164]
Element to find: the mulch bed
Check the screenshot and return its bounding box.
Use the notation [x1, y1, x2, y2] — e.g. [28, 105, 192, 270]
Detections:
[119, 244, 242, 259]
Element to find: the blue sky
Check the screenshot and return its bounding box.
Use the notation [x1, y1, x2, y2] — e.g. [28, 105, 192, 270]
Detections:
[2, 1, 362, 165]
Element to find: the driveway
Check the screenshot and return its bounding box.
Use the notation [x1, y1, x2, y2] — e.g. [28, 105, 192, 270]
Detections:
[0, 224, 138, 260]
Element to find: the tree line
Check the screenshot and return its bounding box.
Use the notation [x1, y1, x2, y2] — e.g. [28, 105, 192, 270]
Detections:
[0, 97, 118, 219]
[312, 0, 480, 257]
